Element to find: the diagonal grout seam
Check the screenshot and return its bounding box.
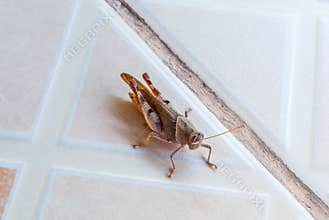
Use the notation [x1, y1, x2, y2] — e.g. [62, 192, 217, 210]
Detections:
[105, 0, 329, 219]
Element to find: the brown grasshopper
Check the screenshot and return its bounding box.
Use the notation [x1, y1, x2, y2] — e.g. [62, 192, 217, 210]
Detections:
[121, 73, 243, 177]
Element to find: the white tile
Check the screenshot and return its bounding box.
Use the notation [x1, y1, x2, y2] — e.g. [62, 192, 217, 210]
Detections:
[0, 0, 73, 138]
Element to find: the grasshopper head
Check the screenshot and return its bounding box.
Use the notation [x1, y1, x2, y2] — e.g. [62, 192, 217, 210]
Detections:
[188, 131, 204, 150]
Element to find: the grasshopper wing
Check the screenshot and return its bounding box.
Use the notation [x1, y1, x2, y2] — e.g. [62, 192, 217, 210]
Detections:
[121, 73, 154, 97]
[121, 73, 180, 141]
[121, 73, 162, 133]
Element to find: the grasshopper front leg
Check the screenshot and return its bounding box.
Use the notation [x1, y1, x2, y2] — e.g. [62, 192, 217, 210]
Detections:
[168, 144, 184, 178]
[184, 108, 192, 118]
[201, 144, 218, 169]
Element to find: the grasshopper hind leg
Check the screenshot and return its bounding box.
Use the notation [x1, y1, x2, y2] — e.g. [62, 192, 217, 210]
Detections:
[130, 79, 162, 133]
[129, 92, 141, 112]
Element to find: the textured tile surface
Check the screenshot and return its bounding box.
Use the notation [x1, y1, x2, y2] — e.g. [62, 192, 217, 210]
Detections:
[0, 167, 16, 218]
[0, 0, 72, 137]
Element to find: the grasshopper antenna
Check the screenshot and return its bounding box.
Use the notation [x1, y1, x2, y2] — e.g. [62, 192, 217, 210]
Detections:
[204, 124, 244, 140]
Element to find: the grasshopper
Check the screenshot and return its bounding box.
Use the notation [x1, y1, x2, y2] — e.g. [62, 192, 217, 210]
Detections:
[121, 73, 243, 177]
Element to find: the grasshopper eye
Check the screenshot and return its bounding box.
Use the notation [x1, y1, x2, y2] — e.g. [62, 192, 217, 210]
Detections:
[192, 135, 198, 143]
[188, 132, 204, 150]
[191, 132, 204, 144]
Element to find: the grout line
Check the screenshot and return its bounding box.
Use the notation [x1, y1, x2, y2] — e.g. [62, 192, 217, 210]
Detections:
[59, 21, 98, 145]
[35, 168, 56, 220]
[104, 0, 329, 219]
[61, 138, 251, 170]
[5, 162, 52, 220]
[0, 130, 32, 142]
[30, 0, 80, 141]
[0, 0, 79, 144]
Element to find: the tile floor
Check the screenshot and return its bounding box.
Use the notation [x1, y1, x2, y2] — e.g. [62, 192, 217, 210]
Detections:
[0, 0, 325, 219]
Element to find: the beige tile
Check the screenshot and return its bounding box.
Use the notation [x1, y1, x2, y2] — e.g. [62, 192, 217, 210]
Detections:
[0, 0, 72, 135]
[0, 167, 16, 217]
[41, 171, 264, 220]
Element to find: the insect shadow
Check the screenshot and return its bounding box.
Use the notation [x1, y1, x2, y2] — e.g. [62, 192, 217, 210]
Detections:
[108, 95, 146, 142]
[108, 95, 183, 172]
[108, 95, 178, 153]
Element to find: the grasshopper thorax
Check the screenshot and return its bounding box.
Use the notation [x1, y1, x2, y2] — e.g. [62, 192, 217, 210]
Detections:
[188, 131, 204, 150]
